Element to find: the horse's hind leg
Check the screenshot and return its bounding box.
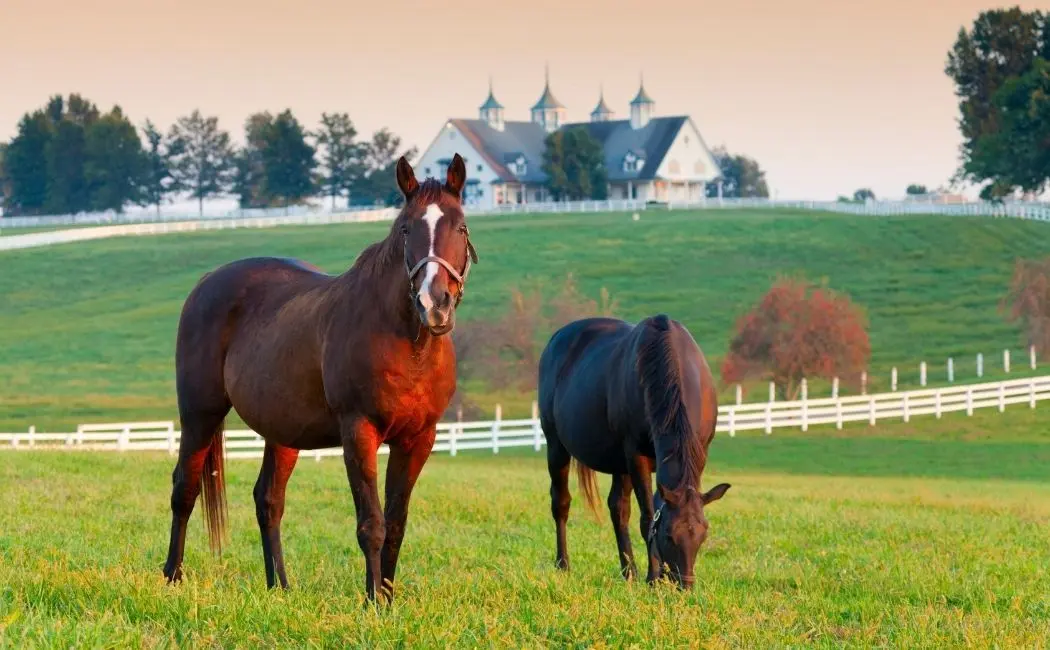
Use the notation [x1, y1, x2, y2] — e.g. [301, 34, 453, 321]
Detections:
[163, 407, 229, 583]
[254, 441, 300, 589]
[608, 474, 637, 580]
[545, 428, 572, 571]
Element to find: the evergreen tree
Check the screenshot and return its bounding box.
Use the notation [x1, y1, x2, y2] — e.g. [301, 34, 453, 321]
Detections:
[83, 107, 147, 213]
[315, 112, 360, 208]
[140, 120, 179, 215]
[541, 127, 607, 201]
[168, 110, 235, 216]
[3, 111, 52, 215]
[261, 109, 317, 207]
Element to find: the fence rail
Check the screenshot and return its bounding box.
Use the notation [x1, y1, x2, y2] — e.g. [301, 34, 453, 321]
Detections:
[3, 375, 1046, 459]
[4, 197, 1050, 252]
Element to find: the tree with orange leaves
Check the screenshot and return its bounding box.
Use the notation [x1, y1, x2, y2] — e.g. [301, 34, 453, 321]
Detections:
[721, 276, 871, 400]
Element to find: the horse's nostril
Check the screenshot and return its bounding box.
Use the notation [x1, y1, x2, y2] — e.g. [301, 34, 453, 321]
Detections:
[439, 291, 453, 309]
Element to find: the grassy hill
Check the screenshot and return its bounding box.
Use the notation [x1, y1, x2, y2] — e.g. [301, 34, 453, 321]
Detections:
[2, 207, 1049, 429]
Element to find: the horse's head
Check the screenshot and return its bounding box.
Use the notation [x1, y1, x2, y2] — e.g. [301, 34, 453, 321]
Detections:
[648, 481, 730, 588]
[394, 153, 478, 336]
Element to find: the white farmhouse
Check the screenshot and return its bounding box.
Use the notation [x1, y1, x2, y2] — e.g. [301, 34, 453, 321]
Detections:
[414, 71, 722, 209]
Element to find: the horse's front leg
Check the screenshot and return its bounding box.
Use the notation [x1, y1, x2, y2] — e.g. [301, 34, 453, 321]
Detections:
[339, 415, 385, 602]
[380, 426, 437, 599]
[627, 454, 659, 583]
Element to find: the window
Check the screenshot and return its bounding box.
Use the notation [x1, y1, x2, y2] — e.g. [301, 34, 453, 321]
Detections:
[477, 164, 483, 173]
[684, 135, 690, 145]
[668, 160, 680, 175]
[623, 152, 645, 173]
[425, 167, 431, 175]
[535, 191, 543, 202]
[694, 160, 706, 174]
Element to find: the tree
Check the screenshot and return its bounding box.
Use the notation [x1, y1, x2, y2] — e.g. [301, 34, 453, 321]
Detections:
[1002, 257, 1050, 359]
[168, 110, 235, 216]
[83, 107, 147, 213]
[853, 188, 875, 202]
[969, 58, 1050, 197]
[721, 276, 871, 400]
[45, 118, 91, 214]
[2, 111, 52, 215]
[541, 127, 607, 201]
[315, 112, 360, 209]
[0, 142, 8, 210]
[705, 146, 769, 198]
[140, 120, 179, 215]
[906, 184, 928, 196]
[945, 8, 1050, 197]
[260, 109, 317, 208]
[349, 128, 418, 206]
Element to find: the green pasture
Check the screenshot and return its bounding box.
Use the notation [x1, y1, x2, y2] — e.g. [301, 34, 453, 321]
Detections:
[1, 406, 1048, 647]
[1, 207, 1049, 430]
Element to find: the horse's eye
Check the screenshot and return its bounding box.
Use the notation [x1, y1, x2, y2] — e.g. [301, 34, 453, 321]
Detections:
[458, 225, 469, 235]
[399, 225, 410, 236]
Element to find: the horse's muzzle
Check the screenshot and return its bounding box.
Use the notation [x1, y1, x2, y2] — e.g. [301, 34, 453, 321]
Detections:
[415, 292, 455, 336]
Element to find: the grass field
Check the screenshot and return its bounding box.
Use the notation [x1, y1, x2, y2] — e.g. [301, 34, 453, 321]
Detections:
[1, 406, 1049, 648]
[2, 207, 1050, 430]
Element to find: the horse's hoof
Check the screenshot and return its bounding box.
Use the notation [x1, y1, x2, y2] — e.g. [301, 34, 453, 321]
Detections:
[163, 566, 183, 584]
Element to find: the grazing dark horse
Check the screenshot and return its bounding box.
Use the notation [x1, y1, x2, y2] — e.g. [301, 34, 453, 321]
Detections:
[162, 154, 478, 601]
[537, 314, 730, 588]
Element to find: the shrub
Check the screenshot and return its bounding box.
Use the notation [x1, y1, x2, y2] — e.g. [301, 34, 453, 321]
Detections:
[1002, 257, 1050, 359]
[721, 276, 870, 400]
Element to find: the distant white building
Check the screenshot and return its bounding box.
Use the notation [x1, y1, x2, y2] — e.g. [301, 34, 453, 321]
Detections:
[414, 71, 722, 209]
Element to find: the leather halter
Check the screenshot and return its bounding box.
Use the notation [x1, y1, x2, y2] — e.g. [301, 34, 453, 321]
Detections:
[403, 231, 479, 307]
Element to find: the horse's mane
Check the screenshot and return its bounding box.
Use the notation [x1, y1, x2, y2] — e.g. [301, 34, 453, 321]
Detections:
[636, 315, 706, 488]
[343, 179, 450, 286]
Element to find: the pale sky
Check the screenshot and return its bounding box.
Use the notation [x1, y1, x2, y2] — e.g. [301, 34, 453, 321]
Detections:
[3, 0, 1048, 201]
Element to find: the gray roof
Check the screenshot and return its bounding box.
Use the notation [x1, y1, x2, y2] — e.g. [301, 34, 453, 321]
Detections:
[570, 116, 686, 181]
[450, 119, 549, 183]
[450, 115, 688, 183]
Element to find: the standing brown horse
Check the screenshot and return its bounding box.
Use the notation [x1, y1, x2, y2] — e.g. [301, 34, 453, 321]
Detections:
[537, 314, 730, 588]
[162, 154, 478, 601]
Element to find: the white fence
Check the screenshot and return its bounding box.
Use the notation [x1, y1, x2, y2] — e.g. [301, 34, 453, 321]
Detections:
[3, 375, 1047, 459]
[4, 197, 1050, 252]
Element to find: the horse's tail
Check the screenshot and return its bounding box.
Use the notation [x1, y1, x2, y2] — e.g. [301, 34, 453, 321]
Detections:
[637, 315, 702, 477]
[573, 459, 602, 520]
[201, 421, 229, 555]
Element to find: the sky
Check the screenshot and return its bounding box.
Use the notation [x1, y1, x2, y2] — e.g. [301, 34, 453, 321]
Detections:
[3, 0, 1049, 202]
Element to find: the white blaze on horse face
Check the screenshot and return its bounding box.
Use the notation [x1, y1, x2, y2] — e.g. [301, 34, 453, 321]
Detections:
[416, 203, 444, 311]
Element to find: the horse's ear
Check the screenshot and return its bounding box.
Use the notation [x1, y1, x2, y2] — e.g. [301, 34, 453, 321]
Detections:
[396, 156, 419, 198]
[444, 153, 466, 198]
[701, 483, 731, 505]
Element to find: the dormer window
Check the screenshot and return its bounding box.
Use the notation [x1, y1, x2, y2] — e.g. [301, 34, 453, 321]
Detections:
[505, 153, 528, 177]
[514, 155, 527, 176]
[623, 151, 645, 173]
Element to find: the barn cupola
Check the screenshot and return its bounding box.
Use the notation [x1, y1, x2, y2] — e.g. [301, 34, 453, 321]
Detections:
[530, 65, 566, 132]
[629, 75, 655, 130]
[590, 85, 614, 122]
[479, 77, 505, 131]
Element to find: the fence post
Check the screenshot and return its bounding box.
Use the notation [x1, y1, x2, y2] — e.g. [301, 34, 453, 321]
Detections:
[832, 376, 839, 399]
[167, 423, 176, 456]
[765, 382, 774, 435]
[947, 357, 954, 383]
[966, 387, 973, 416]
[532, 401, 542, 451]
[935, 389, 942, 418]
[1003, 349, 1011, 374]
[1030, 378, 1037, 409]
[868, 395, 876, 426]
[315, 448, 322, 462]
[801, 379, 809, 432]
[861, 371, 867, 395]
[919, 362, 927, 387]
[28, 425, 36, 448]
[1031, 345, 1038, 370]
[903, 393, 910, 423]
[491, 404, 502, 454]
[891, 367, 898, 392]
[119, 425, 130, 451]
[977, 353, 983, 378]
[835, 394, 843, 430]
[735, 384, 742, 406]
[728, 407, 736, 437]
[998, 383, 1006, 413]
[451, 405, 462, 457]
